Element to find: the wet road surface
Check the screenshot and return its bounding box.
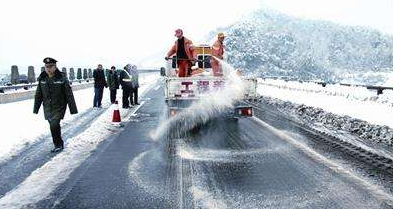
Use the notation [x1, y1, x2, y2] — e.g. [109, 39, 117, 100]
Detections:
[30, 83, 393, 208]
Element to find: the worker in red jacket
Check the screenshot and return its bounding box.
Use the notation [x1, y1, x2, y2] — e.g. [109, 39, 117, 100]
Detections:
[165, 29, 196, 77]
[211, 32, 225, 76]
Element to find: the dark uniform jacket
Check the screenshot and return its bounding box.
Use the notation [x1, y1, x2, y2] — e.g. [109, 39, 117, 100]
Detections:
[107, 70, 119, 90]
[119, 69, 133, 89]
[34, 69, 78, 120]
[93, 69, 107, 88]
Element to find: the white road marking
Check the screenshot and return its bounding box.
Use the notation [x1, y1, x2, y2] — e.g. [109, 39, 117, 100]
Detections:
[130, 101, 146, 117]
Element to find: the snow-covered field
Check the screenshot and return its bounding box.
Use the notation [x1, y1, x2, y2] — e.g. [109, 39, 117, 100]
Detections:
[0, 74, 160, 164]
[258, 79, 393, 128]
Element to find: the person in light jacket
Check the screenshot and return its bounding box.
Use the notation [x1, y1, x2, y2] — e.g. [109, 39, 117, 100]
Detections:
[130, 65, 139, 105]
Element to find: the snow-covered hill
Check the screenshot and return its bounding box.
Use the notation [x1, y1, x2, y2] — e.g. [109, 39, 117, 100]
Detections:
[212, 9, 393, 85]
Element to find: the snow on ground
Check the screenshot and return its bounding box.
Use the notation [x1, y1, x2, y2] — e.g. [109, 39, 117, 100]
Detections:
[258, 78, 393, 128]
[385, 73, 393, 86]
[0, 74, 159, 164]
[258, 79, 393, 146]
[0, 73, 160, 209]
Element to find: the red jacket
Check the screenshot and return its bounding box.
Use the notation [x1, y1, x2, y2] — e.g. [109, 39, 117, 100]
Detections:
[212, 40, 224, 59]
[167, 37, 196, 60]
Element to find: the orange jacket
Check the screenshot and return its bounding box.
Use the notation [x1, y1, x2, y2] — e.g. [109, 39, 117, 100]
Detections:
[167, 37, 196, 60]
[212, 40, 224, 59]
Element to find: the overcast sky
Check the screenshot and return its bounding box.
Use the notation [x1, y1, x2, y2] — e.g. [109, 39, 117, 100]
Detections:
[0, 0, 392, 74]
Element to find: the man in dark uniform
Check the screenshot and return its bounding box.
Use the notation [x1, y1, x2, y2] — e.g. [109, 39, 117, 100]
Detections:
[93, 64, 107, 108]
[34, 57, 78, 152]
[119, 64, 133, 108]
[106, 66, 119, 104]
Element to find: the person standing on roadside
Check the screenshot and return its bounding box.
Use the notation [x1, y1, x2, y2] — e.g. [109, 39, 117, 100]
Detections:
[107, 66, 119, 104]
[33, 57, 78, 152]
[119, 64, 133, 108]
[93, 64, 107, 108]
[130, 64, 140, 105]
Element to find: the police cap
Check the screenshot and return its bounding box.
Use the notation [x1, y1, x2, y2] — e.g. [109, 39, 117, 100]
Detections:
[43, 57, 58, 64]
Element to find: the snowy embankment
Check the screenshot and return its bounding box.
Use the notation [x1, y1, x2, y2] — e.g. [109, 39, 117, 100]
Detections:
[0, 74, 159, 164]
[258, 79, 393, 146]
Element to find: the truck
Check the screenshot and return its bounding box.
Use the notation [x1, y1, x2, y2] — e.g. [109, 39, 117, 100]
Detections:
[164, 45, 258, 122]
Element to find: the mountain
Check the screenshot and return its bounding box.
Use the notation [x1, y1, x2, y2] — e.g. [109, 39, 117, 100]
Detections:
[211, 10, 393, 84]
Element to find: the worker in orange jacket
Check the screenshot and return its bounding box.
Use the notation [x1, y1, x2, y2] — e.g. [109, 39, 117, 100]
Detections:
[211, 32, 225, 76]
[165, 29, 196, 77]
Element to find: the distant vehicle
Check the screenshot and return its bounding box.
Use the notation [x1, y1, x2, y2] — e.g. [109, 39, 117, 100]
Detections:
[164, 45, 257, 120]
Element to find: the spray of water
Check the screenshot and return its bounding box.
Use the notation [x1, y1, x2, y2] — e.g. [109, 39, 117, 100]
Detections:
[150, 58, 247, 140]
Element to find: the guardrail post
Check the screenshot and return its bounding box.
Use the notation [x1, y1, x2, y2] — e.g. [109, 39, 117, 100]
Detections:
[61, 67, 67, 79]
[27, 66, 36, 83]
[319, 82, 326, 87]
[88, 69, 92, 79]
[11, 65, 20, 85]
[77, 68, 82, 81]
[69, 68, 75, 81]
[377, 88, 383, 95]
[83, 68, 88, 80]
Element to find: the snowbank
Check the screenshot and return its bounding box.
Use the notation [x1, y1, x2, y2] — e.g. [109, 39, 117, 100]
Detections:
[258, 79, 393, 146]
[258, 79, 393, 128]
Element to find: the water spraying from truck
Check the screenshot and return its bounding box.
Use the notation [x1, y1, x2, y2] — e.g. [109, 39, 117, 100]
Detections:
[150, 59, 247, 140]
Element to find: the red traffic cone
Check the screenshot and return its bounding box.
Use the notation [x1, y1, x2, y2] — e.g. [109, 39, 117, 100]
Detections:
[112, 101, 121, 125]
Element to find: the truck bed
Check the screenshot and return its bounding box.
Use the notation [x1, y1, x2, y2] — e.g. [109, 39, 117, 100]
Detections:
[164, 76, 258, 101]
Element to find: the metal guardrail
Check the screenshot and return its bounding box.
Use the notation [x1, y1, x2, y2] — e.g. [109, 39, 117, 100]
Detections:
[0, 79, 92, 93]
[365, 86, 393, 95]
[261, 76, 393, 96]
[0, 69, 160, 93]
[139, 69, 160, 73]
[0, 84, 37, 93]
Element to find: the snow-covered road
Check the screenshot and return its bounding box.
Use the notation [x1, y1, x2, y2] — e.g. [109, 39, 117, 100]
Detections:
[0, 74, 392, 208]
[0, 73, 159, 164]
[0, 81, 388, 209]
